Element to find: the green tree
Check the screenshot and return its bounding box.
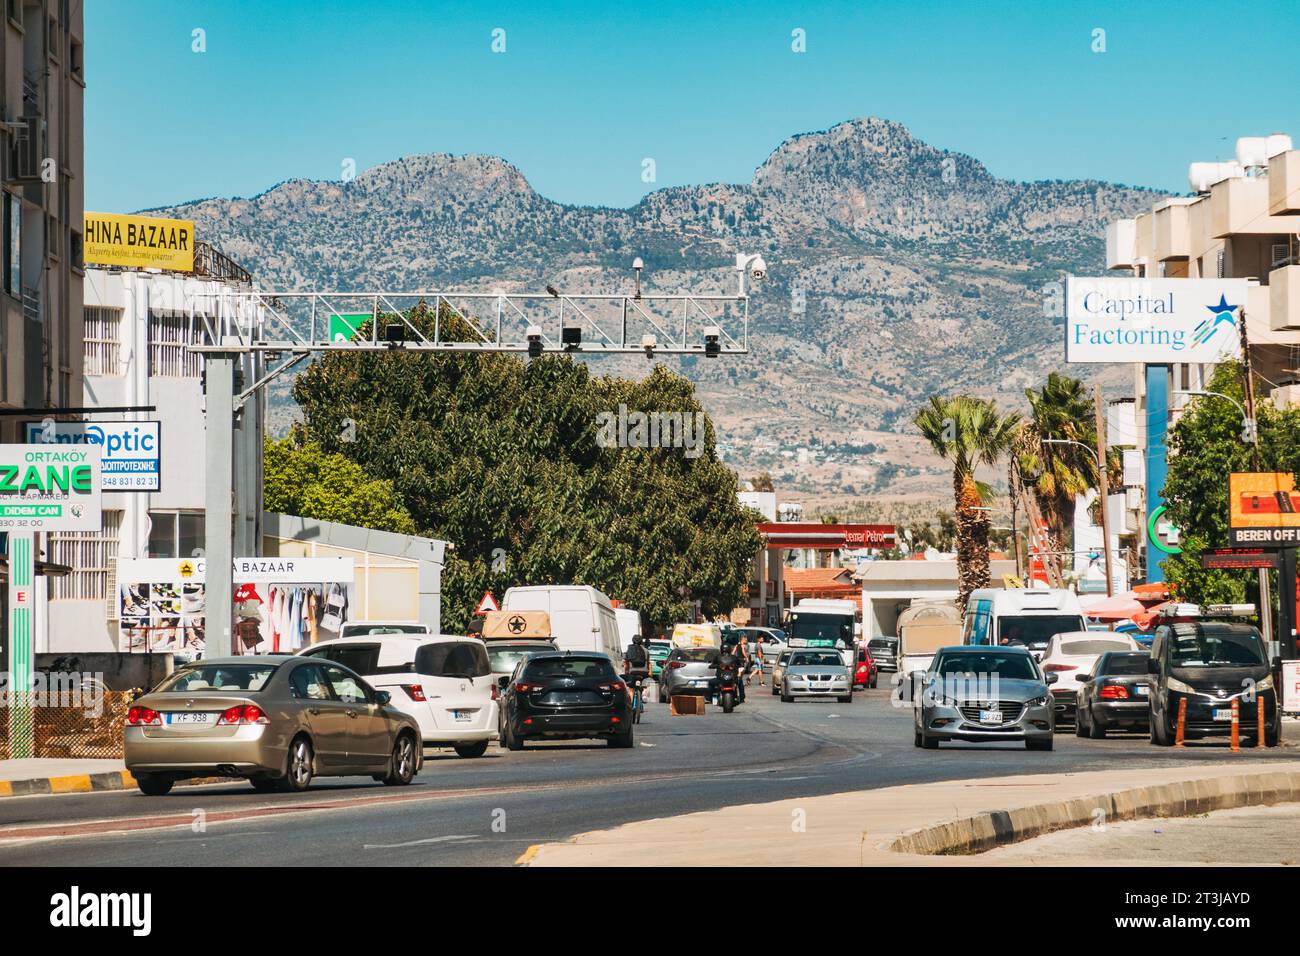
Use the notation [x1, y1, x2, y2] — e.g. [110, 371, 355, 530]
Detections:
[289, 305, 762, 632]
[1015, 372, 1099, 548]
[263, 433, 416, 534]
[914, 396, 1020, 609]
[1162, 365, 1300, 605]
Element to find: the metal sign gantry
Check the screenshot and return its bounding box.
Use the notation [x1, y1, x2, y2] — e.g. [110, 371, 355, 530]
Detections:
[187, 280, 754, 657]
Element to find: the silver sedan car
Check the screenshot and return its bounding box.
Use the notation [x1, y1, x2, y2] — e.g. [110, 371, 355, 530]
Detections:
[914, 646, 1057, 751]
[779, 649, 853, 703]
[659, 646, 721, 700]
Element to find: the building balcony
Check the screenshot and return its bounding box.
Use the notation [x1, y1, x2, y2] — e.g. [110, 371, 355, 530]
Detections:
[1209, 176, 1300, 238]
[1269, 150, 1300, 215]
[1152, 198, 1195, 261]
[1105, 218, 1137, 270]
[1269, 264, 1300, 331]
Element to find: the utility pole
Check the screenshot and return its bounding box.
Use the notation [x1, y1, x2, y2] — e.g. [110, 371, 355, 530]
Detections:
[1094, 385, 1115, 597]
[1238, 311, 1275, 649]
[204, 350, 236, 658]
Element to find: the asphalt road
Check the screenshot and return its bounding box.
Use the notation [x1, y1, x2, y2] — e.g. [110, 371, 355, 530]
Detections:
[2, 676, 1296, 866]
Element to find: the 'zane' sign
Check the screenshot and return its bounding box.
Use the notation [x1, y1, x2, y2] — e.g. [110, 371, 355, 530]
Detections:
[0, 445, 102, 531]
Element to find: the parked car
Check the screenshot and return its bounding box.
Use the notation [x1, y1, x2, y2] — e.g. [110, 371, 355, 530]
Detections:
[770, 650, 792, 695]
[1039, 632, 1141, 728]
[298, 633, 497, 758]
[1075, 651, 1153, 738]
[913, 645, 1057, 750]
[1148, 620, 1279, 747]
[854, 645, 878, 689]
[867, 636, 898, 673]
[660, 646, 722, 699]
[498, 652, 632, 749]
[647, 639, 672, 679]
[730, 626, 787, 667]
[779, 649, 853, 703]
[124, 656, 423, 795]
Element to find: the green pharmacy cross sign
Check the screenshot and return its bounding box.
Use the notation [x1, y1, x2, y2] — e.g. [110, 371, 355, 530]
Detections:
[1148, 504, 1183, 555]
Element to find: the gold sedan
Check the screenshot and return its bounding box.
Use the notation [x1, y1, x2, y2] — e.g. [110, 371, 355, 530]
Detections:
[124, 655, 423, 795]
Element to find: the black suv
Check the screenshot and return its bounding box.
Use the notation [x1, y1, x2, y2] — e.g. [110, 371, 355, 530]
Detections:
[498, 652, 633, 750]
[1147, 621, 1279, 746]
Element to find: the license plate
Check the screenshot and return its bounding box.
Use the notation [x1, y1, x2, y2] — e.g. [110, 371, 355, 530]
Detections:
[810, 684, 828, 691]
[691, 680, 708, 686]
[1213, 708, 1233, 721]
[165, 712, 212, 725]
[979, 709, 1003, 725]
[451, 710, 473, 722]
[1135, 685, 1149, 696]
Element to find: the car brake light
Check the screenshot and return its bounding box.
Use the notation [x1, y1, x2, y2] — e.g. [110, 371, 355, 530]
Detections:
[611, 716, 620, 723]
[1099, 685, 1130, 700]
[490, 684, 499, 702]
[669, 661, 686, 669]
[515, 682, 544, 693]
[1042, 663, 1077, 672]
[401, 684, 427, 702]
[217, 705, 269, 725]
[127, 706, 161, 726]
[598, 681, 624, 692]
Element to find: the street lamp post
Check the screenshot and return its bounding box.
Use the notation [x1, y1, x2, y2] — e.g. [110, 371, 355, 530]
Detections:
[1041, 437, 1114, 597]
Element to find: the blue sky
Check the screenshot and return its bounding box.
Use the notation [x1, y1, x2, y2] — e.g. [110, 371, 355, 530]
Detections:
[87, 0, 1300, 212]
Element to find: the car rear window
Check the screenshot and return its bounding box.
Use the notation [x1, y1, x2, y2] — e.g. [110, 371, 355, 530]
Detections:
[415, 641, 491, 679]
[1061, 639, 1132, 656]
[1100, 653, 1149, 676]
[157, 663, 278, 693]
[341, 624, 428, 636]
[672, 648, 720, 663]
[524, 657, 616, 680]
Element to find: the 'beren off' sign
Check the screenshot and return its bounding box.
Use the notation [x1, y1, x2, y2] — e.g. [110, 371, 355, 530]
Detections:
[0, 444, 102, 532]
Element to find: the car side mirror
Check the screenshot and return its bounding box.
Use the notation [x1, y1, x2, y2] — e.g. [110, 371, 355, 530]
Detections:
[374, 690, 391, 706]
[1044, 673, 1059, 685]
[1146, 659, 1159, 674]
[497, 676, 510, 690]
[1077, 674, 1093, 682]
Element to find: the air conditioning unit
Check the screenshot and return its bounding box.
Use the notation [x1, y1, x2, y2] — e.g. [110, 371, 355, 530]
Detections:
[6, 115, 42, 183]
[1271, 241, 1294, 270]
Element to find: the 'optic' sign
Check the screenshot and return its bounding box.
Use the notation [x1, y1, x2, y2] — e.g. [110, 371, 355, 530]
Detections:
[1065, 277, 1249, 364]
[24, 421, 161, 491]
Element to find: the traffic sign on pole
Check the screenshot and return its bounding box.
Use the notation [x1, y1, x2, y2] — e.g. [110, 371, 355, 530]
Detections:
[474, 591, 500, 616]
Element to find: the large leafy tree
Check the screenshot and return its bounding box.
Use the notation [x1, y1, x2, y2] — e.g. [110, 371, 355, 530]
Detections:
[1163, 364, 1300, 605]
[288, 305, 762, 633]
[914, 395, 1020, 609]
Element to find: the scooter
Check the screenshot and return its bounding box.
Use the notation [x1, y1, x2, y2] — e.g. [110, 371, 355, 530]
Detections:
[712, 659, 742, 713]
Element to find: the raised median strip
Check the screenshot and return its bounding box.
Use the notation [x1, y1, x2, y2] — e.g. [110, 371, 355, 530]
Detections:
[522, 761, 1300, 866]
[0, 768, 230, 799]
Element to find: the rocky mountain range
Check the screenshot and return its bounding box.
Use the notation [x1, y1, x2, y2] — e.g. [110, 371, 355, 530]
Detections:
[148, 117, 1163, 506]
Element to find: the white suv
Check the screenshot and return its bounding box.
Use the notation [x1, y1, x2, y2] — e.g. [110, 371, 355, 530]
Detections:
[298, 634, 498, 757]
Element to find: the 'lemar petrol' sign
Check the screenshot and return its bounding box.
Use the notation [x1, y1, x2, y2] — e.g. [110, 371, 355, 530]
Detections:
[0, 444, 102, 532]
[1066, 277, 1249, 364]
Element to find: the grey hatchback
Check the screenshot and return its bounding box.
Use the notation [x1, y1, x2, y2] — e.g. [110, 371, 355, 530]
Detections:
[914, 646, 1057, 750]
[659, 646, 721, 700]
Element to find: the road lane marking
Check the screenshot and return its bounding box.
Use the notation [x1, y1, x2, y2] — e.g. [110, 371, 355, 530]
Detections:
[515, 844, 543, 865]
[363, 834, 478, 849]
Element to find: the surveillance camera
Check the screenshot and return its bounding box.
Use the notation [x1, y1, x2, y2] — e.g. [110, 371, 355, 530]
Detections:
[750, 256, 767, 281]
[640, 333, 657, 355]
[526, 324, 543, 359]
[632, 257, 644, 271]
[703, 325, 720, 359]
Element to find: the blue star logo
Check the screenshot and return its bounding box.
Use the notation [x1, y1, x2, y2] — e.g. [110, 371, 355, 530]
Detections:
[1192, 294, 1238, 347]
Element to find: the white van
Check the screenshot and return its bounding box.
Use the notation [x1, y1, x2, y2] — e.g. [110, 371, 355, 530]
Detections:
[298, 633, 498, 758]
[502, 585, 623, 668]
[962, 587, 1087, 660]
[614, 607, 643, 650]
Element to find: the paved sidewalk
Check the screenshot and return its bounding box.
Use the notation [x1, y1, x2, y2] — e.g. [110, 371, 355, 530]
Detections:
[522, 760, 1300, 866]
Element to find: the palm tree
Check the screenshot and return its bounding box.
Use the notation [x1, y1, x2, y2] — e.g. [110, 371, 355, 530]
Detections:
[1015, 373, 1099, 551]
[914, 396, 1020, 610]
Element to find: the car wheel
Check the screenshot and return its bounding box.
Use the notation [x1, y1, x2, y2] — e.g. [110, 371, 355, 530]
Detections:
[454, 740, 489, 759]
[134, 772, 173, 796]
[1026, 737, 1053, 751]
[280, 735, 315, 792]
[1151, 712, 1173, 747]
[383, 732, 418, 786]
[913, 728, 922, 748]
[1088, 711, 1106, 739]
[504, 722, 525, 751]
[837, 695, 852, 704]
[1266, 715, 1281, 748]
[780, 692, 793, 703]
[608, 725, 634, 748]
[250, 775, 279, 793]
[1075, 708, 1089, 737]
[921, 732, 939, 750]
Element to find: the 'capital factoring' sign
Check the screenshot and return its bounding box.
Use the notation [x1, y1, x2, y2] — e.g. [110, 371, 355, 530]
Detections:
[1065, 277, 1249, 364]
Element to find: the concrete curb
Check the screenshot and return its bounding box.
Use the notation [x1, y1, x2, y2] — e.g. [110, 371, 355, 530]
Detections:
[888, 769, 1300, 856]
[0, 772, 232, 799]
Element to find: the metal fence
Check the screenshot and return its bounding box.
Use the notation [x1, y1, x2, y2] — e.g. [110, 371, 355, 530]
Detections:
[0, 690, 135, 760]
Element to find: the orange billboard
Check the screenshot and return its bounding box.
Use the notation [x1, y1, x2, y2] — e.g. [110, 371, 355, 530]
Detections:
[1229, 472, 1300, 546]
